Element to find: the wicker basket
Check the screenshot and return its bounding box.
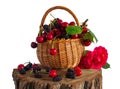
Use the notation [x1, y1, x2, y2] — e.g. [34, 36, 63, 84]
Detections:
[37, 6, 85, 69]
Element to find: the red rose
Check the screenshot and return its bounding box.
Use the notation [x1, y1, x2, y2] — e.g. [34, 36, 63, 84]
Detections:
[79, 51, 93, 69]
[92, 46, 108, 69]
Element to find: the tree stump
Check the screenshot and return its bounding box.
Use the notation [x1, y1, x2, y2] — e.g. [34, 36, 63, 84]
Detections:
[12, 69, 102, 89]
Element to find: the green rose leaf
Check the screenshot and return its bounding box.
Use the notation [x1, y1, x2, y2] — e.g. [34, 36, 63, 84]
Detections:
[83, 50, 88, 56]
[66, 26, 82, 35]
[102, 63, 110, 69]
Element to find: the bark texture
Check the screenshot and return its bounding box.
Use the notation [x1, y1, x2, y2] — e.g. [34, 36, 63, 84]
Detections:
[12, 69, 102, 89]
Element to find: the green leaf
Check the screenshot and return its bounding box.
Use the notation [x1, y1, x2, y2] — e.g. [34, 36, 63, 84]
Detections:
[83, 50, 88, 56]
[66, 26, 82, 35]
[83, 32, 93, 42]
[102, 63, 110, 69]
[88, 29, 98, 43]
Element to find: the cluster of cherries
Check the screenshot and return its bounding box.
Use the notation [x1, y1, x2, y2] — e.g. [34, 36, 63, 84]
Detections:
[31, 18, 91, 55]
[17, 62, 82, 82]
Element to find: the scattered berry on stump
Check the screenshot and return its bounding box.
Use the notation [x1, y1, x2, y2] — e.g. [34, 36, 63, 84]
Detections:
[19, 69, 26, 74]
[53, 75, 62, 82]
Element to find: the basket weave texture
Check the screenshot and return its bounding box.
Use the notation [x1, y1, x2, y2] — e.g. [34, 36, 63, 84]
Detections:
[37, 6, 85, 69]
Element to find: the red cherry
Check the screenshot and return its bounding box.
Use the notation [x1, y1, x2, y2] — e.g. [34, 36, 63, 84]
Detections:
[50, 48, 57, 55]
[74, 66, 82, 76]
[50, 30, 55, 36]
[17, 64, 25, 70]
[36, 36, 44, 43]
[57, 19, 63, 24]
[46, 33, 53, 40]
[54, 29, 62, 37]
[83, 39, 91, 46]
[49, 70, 57, 78]
[61, 22, 68, 28]
[32, 64, 38, 69]
[82, 27, 88, 33]
[42, 32, 47, 40]
[69, 21, 75, 26]
[72, 34, 79, 39]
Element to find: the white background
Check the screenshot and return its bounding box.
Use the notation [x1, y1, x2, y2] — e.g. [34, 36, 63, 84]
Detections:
[0, 0, 120, 89]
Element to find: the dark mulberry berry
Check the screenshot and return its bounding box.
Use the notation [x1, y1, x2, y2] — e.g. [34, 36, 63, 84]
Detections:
[43, 24, 50, 33]
[34, 72, 42, 78]
[19, 69, 26, 74]
[66, 72, 76, 79]
[45, 67, 51, 73]
[24, 62, 32, 71]
[33, 66, 41, 73]
[53, 75, 62, 82]
[67, 68, 74, 73]
[54, 22, 61, 28]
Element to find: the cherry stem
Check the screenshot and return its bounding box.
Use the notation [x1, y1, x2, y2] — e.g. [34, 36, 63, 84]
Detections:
[50, 13, 56, 19]
[51, 40, 55, 49]
[81, 19, 88, 28]
[51, 36, 58, 48]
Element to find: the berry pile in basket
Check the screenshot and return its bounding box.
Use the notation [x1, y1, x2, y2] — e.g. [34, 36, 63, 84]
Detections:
[17, 62, 82, 82]
[31, 18, 98, 55]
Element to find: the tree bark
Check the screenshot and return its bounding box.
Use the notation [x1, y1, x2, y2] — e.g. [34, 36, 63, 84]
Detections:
[12, 69, 102, 89]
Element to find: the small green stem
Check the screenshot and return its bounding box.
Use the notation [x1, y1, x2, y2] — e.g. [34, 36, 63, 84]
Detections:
[50, 13, 56, 19]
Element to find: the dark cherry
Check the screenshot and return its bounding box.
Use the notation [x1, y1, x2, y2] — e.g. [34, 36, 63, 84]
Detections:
[31, 42, 37, 48]
[83, 39, 91, 46]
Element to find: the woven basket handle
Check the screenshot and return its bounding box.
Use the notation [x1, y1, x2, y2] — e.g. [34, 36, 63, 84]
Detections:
[39, 6, 80, 35]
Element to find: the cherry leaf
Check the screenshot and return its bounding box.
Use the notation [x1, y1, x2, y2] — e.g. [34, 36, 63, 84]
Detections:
[88, 29, 98, 43]
[66, 26, 82, 35]
[83, 32, 93, 42]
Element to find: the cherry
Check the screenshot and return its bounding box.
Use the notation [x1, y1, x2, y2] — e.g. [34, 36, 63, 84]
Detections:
[50, 48, 57, 55]
[42, 32, 47, 40]
[78, 33, 86, 38]
[54, 29, 62, 37]
[82, 27, 88, 33]
[36, 36, 44, 43]
[69, 21, 75, 26]
[83, 39, 91, 46]
[72, 34, 79, 39]
[31, 42, 37, 48]
[17, 64, 25, 70]
[74, 66, 82, 76]
[57, 19, 63, 24]
[49, 69, 57, 78]
[46, 33, 53, 40]
[49, 30, 55, 36]
[32, 64, 38, 69]
[61, 22, 68, 28]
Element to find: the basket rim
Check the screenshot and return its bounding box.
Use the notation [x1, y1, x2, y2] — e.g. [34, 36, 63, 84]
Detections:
[37, 38, 83, 44]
